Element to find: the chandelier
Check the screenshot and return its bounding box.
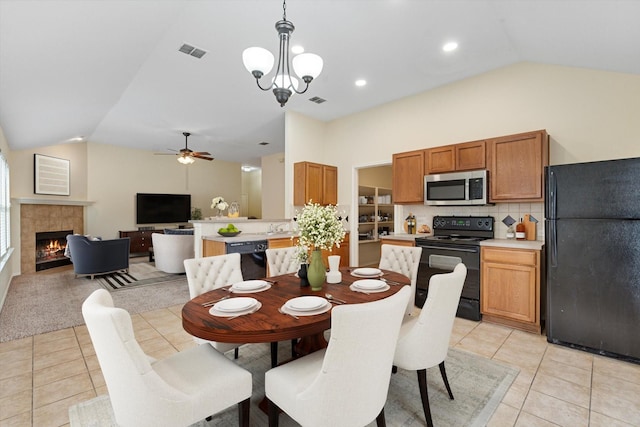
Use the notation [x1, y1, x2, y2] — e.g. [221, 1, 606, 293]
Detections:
[242, 0, 323, 107]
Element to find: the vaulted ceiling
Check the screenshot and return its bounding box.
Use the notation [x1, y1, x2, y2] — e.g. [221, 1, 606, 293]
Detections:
[1, 0, 639, 167]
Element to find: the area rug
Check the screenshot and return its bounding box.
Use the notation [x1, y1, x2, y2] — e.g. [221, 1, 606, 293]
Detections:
[69, 343, 518, 427]
[0, 263, 190, 342]
[94, 261, 186, 291]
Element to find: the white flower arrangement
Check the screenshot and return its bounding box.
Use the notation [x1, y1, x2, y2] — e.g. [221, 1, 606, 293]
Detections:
[296, 202, 346, 251]
[295, 244, 310, 264]
[211, 196, 229, 211]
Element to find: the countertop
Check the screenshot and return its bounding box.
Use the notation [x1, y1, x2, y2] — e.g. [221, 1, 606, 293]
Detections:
[202, 231, 298, 243]
[382, 233, 545, 250]
[480, 239, 545, 250]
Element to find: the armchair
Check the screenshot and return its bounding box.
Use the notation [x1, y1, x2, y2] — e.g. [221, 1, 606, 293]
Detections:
[66, 234, 130, 279]
[151, 233, 194, 274]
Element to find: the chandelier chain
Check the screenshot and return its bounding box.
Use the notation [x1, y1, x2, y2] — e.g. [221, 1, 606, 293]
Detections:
[282, 0, 287, 21]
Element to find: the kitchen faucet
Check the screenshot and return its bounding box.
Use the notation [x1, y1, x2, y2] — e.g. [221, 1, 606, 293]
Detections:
[269, 222, 290, 233]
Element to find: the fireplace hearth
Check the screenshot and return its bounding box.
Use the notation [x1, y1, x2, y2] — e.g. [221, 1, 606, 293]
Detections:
[36, 230, 73, 271]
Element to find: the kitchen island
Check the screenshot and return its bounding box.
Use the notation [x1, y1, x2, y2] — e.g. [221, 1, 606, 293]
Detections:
[190, 218, 292, 257]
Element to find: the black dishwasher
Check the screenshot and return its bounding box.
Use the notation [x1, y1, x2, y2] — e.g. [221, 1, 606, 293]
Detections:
[225, 240, 267, 280]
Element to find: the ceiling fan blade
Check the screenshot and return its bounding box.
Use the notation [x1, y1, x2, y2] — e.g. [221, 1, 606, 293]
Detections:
[192, 151, 211, 156]
[193, 153, 214, 161]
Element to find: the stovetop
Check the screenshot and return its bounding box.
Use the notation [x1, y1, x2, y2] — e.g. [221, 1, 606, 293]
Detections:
[415, 215, 495, 246]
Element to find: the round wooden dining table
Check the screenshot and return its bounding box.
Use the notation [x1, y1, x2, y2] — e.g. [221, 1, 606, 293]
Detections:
[181, 268, 411, 355]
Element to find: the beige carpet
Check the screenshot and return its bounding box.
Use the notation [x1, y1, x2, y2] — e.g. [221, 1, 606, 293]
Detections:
[69, 343, 518, 427]
[0, 261, 190, 342]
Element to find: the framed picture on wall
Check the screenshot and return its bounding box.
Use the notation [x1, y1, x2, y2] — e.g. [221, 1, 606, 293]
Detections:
[34, 154, 70, 196]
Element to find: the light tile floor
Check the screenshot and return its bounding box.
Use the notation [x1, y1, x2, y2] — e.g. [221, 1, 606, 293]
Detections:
[2, 305, 640, 426]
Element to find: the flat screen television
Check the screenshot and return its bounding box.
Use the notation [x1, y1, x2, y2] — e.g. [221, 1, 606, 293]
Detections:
[136, 193, 191, 224]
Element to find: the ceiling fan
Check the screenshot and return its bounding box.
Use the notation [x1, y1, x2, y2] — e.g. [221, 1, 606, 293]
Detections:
[156, 132, 214, 164]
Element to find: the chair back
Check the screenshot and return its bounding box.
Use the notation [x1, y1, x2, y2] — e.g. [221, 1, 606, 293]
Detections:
[183, 253, 244, 298]
[394, 263, 467, 370]
[378, 244, 423, 314]
[298, 286, 411, 426]
[82, 289, 188, 426]
[151, 233, 194, 274]
[265, 247, 298, 277]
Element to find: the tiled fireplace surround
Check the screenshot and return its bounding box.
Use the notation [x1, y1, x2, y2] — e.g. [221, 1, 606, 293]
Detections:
[20, 204, 84, 274]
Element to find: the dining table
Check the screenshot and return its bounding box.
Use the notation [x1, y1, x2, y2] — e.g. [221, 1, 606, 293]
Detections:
[181, 267, 411, 356]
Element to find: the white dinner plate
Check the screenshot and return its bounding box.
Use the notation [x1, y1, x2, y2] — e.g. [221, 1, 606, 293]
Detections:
[213, 297, 258, 313]
[231, 280, 268, 291]
[352, 268, 382, 277]
[285, 296, 328, 312]
[353, 279, 386, 290]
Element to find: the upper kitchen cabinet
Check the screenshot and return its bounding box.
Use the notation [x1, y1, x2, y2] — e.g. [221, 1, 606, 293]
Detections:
[426, 140, 486, 174]
[487, 130, 549, 202]
[392, 149, 425, 204]
[293, 161, 338, 206]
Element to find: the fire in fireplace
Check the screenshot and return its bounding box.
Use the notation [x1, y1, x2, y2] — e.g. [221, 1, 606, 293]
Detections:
[36, 230, 73, 271]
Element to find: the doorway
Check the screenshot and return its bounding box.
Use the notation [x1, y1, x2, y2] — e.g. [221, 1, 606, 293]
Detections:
[356, 164, 393, 267]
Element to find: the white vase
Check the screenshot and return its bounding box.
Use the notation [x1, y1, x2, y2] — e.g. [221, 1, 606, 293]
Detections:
[326, 255, 342, 284]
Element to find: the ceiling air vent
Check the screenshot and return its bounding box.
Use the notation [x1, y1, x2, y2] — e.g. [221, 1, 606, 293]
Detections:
[309, 96, 326, 104]
[179, 43, 207, 59]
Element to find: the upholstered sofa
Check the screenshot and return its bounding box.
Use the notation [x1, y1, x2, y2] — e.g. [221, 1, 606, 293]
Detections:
[66, 235, 130, 279]
[151, 232, 194, 274]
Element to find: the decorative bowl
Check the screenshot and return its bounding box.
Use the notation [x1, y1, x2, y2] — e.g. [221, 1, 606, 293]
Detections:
[218, 231, 241, 237]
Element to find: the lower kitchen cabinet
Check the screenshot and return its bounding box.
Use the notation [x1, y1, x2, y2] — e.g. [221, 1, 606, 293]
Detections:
[481, 246, 542, 333]
[268, 233, 350, 268]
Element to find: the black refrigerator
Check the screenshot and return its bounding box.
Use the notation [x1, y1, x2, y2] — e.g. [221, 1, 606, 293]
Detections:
[545, 157, 640, 362]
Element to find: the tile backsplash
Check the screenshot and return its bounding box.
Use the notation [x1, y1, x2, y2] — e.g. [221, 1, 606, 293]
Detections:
[398, 202, 545, 240]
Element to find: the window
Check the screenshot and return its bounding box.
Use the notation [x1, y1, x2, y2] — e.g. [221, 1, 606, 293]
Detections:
[0, 153, 9, 258]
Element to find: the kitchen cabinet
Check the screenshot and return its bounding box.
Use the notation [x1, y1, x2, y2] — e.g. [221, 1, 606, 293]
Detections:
[486, 130, 549, 202]
[392, 149, 425, 204]
[267, 233, 350, 268]
[119, 229, 163, 255]
[202, 239, 225, 257]
[426, 140, 486, 174]
[379, 238, 415, 247]
[425, 140, 486, 174]
[481, 246, 542, 333]
[293, 161, 338, 206]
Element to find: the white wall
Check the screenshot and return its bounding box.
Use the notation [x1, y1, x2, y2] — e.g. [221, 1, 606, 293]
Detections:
[286, 63, 640, 260]
[86, 141, 242, 238]
[322, 63, 640, 210]
[0, 127, 14, 308]
[260, 152, 284, 219]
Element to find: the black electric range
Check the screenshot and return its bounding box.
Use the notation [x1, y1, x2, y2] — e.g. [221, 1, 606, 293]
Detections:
[414, 216, 494, 320]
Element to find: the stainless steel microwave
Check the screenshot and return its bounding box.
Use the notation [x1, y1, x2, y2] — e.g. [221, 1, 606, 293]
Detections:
[424, 170, 490, 206]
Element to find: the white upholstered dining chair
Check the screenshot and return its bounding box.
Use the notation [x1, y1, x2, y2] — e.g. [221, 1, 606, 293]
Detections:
[265, 246, 299, 277]
[82, 289, 252, 427]
[392, 263, 467, 427]
[183, 253, 244, 357]
[378, 244, 423, 315]
[265, 286, 411, 427]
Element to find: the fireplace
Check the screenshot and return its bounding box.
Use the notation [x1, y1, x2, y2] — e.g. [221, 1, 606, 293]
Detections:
[35, 230, 73, 271]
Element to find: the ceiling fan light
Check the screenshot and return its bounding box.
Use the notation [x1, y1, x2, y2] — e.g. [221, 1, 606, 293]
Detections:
[242, 47, 275, 77]
[177, 155, 195, 165]
[292, 53, 323, 80]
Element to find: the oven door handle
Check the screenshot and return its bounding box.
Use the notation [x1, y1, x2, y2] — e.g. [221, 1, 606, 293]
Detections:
[419, 245, 478, 253]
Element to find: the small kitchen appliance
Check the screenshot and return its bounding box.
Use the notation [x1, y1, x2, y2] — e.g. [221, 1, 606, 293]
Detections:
[424, 170, 490, 206]
[414, 215, 494, 321]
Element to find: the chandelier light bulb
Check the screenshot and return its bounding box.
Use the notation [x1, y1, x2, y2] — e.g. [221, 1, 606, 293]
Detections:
[292, 53, 323, 82]
[242, 47, 275, 78]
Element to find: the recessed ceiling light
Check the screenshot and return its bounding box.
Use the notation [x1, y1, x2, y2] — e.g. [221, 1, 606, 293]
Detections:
[442, 41, 458, 52]
[291, 45, 304, 54]
[355, 79, 367, 87]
